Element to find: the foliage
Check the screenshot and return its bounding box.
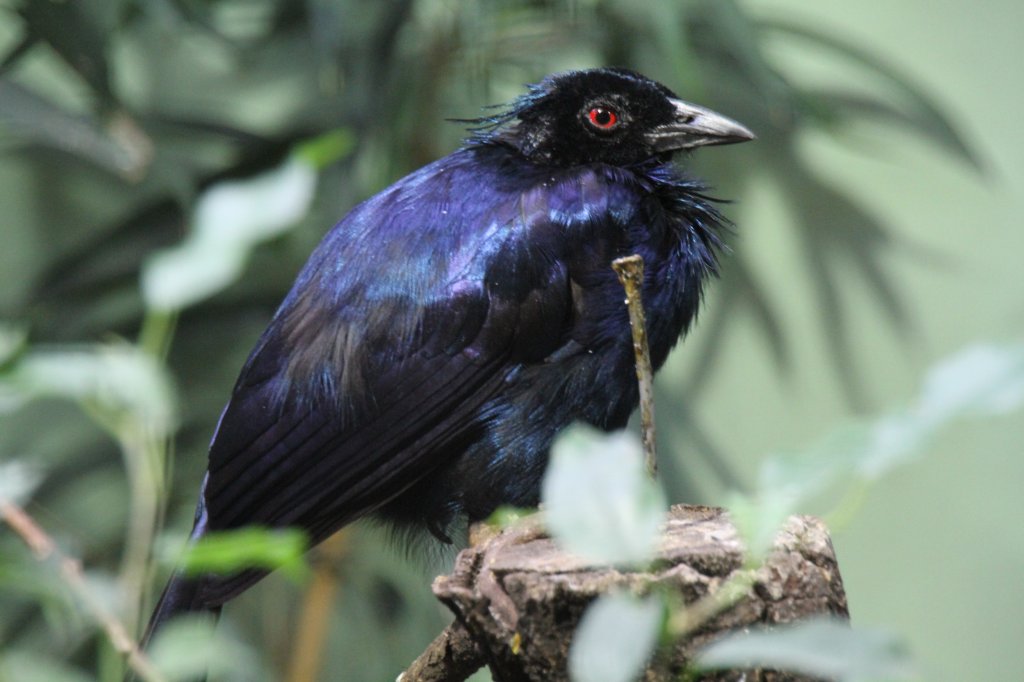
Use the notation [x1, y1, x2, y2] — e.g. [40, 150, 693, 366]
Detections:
[695, 617, 915, 682]
[551, 341, 1024, 682]
[543, 426, 667, 567]
[167, 528, 309, 584]
[568, 591, 665, 682]
[0, 0, 986, 680]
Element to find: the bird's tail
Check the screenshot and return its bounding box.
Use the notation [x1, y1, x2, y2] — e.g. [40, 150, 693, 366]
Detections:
[125, 573, 220, 682]
[140, 482, 220, 651]
[139, 571, 221, 650]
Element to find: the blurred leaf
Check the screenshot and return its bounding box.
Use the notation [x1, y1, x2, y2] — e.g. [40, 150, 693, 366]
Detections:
[0, 323, 28, 368]
[141, 154, 318, 312]
[801, 87, 951, 148]
[569, 592, 664, 682]
[16, 0, 113, 101]
[542, 425, 667, 567]
[170, 528, 309, 583]
[726, 490, 796, 562]
[148, 615, 262, 682]
[295, 127, 356, 170]
[0, 34, 36, 75]
[696, 617, 916, 681]
[0, 81, 152, 180]
[732, 341, 1024, 553]
[760, 19, 980, 169]
[856, 341, 1024, 479]
[0, 650, 93, 682]
[730, 423, 872, 557]
[684, 259, 791, 398]
[485, 505, 532, 530]
[683, 0, 797, 129]
[779, 156, 911, 409]
[0, 460, 43, 505]
[0, 343, 176, 437]
[686, 0, 787, 102]
[918, 343, 1024, 422]
[77, 568, 127, 621]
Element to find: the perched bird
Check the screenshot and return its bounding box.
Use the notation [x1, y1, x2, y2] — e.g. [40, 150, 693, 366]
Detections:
[143, 67, 753, 643]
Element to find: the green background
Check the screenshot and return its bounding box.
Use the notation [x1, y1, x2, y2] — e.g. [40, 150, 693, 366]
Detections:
[721, 2, 1024, 679]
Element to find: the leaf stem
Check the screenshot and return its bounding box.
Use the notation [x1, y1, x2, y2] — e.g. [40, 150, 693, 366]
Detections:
[138, 309, 178, 361]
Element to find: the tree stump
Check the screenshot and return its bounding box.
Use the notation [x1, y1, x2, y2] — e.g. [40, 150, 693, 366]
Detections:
[403, 504, 848, 682]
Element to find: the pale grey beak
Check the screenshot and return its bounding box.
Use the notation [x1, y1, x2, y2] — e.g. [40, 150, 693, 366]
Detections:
[645, 98, 755, 152]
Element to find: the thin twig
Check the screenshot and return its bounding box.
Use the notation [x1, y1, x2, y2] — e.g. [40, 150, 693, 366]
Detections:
[612, 254, 658, 478]
[0, 500, 167, 682]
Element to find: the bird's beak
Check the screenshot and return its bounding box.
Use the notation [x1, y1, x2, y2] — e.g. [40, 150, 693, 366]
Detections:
[646, 98, 755, 152]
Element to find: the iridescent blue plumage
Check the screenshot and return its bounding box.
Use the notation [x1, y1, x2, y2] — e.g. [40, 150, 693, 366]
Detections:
[142, 67, 753, 644]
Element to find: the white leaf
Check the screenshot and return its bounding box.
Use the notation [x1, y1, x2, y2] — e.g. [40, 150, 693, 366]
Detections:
[696, 617, 916, 681]
[142, 155, 317, 311]
[918, 343, 1024, 422]
[0, 460, 43, 505]
[543, 425, 667, 566]
[569, 592, 664, 682]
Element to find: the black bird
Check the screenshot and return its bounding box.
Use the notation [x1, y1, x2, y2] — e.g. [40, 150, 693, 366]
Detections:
[143, 67, 753, 643]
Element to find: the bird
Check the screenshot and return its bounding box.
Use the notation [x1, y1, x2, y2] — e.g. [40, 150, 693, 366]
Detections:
[142, 67, 753, 646]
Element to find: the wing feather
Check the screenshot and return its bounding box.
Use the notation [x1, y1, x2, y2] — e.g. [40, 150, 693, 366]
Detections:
[193, 148, 640, 603]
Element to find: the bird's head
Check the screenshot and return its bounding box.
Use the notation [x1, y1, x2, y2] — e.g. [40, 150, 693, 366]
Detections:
[468, 68, 754, 167]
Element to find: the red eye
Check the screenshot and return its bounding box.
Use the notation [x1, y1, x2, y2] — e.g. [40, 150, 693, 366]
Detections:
[586, 106, 619, 130]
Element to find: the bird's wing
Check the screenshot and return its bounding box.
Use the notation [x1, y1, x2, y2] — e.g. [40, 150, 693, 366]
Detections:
[196, 149, 631, 602]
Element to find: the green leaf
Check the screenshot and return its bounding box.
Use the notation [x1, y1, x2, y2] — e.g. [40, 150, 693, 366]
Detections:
[696, 617, 916, 681]
[917, 343, 1024, 422]
[731, 421, 872, 557]
[779, 159, 910, 410]
[731, 341, 1024, 553]
[853, 342, 1024, 480]
[295, 128, 356, 170]
[17, 0, 113, 101]
[569, 592, 665, 682]
[141, 154, 318, 312]
[0, 343, 176, 437]
[542, 425, 667, 567]
[0, 460, 43, 505]
[0, 322, 28, 369]
[485, 505, 533, 530]
[169, 528, 309, 583]
[0, 650, 93, 682]
[148, 615, 262, 682]
[726, 489, 796, 562]
[0, 81, 152, 180]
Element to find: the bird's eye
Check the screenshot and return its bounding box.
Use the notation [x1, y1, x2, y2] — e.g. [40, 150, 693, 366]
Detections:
[586, 106, 620, 131]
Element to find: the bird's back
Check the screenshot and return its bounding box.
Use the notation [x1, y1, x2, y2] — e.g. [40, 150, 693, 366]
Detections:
[141, 69, 750, 641]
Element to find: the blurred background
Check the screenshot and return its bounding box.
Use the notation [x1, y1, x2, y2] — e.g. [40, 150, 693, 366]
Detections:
[0, 0, 1021, 680]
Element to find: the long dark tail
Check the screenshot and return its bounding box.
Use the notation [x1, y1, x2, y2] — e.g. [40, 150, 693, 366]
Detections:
[126, 573, 219, 682]
[141, 480, 220, 649]
[140, 571, 221, 649]
[129, 492, 219, 682]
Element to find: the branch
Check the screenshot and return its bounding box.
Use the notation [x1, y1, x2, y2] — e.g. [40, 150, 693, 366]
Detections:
[428, 505, 848, 681]
[399, 619, 484, 682]
[0, 500, 167, 682]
